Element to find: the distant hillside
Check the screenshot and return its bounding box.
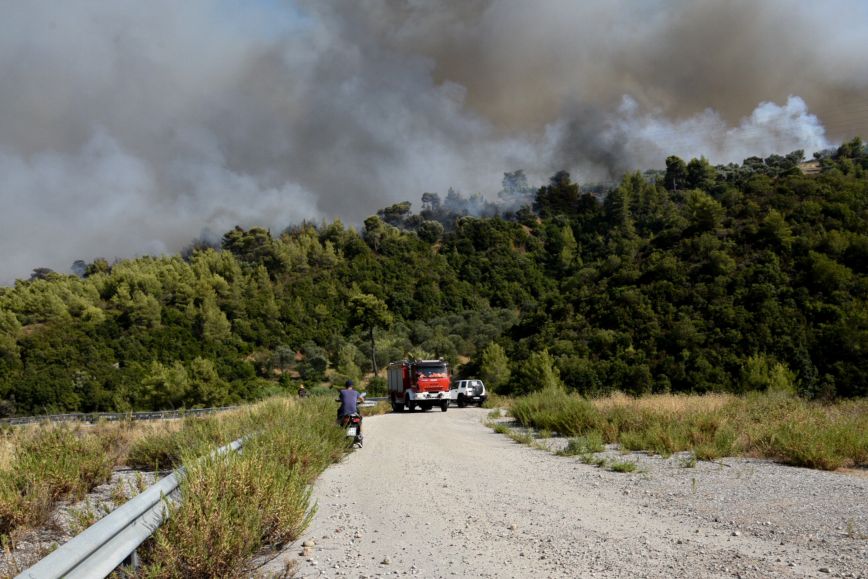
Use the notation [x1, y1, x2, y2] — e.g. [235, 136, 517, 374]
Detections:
[1, 139, 866, 415]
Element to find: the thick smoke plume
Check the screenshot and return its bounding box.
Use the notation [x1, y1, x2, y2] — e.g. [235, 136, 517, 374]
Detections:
[1, 0, 867, 282]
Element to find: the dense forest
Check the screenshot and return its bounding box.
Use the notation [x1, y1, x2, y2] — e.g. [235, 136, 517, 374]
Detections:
[1, 140, 866, 415]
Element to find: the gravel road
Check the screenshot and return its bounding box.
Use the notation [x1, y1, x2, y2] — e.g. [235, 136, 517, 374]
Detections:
[256, 408, 866, 579]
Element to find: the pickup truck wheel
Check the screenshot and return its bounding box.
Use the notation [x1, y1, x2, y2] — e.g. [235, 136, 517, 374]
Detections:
[457, 395, 467, 408]
[440, 401, 448, 412]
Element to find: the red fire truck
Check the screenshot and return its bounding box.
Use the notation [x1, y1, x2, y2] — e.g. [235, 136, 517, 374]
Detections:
[388, 359, 451, 412]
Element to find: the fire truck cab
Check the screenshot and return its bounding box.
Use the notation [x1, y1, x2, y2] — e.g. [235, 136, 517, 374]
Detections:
[387, 359, 451, 412]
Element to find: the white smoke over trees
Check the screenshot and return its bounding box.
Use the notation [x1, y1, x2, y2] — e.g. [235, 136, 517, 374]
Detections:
[1, 0, 866, 282]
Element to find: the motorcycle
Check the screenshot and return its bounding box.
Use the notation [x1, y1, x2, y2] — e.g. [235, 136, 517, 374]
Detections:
[341, 413, 363, 447]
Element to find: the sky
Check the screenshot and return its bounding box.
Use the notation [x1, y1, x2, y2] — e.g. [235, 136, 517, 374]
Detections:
[1, 0, 868, 282]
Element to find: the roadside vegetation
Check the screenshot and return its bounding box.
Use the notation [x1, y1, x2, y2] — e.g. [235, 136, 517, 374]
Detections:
[125, 408, 249, 471]
[0, 418, 181, 539]
[505, 388, 868, 470]
[0, 424, 115, 537]
[137, 396, 346, 577]
[0, 395, 351, 574]
[361, 400, 391, 417]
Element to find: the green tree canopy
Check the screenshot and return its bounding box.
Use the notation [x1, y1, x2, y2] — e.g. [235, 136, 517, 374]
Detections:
[348, 293, 393, 375]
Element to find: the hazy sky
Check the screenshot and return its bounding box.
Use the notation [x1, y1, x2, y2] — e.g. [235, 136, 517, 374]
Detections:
[2, 0, 867, 282]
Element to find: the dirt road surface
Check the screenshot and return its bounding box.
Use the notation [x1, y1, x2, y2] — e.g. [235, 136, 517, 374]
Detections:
[256, 408, 867, 578]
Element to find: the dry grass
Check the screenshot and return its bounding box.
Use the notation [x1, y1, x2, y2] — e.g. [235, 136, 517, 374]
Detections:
[125, 411, 248, 472]
[0, 424, 116, 536]
[591, 392, 733, 414]
[361, 401, 391, 417]
[0, 419, 184, 473]
[0, 430, 21, 472]
[92, 419, 183, 467]
[510, 388, 868, 470]
[481, 392, 514, 410]
[0, 414, 221, 541]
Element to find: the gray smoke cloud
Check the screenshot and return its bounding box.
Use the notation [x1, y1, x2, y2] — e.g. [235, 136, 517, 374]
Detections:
[1, 0, 867, 282]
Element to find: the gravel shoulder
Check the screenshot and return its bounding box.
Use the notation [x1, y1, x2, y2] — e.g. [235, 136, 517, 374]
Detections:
[256, 408, 866, 579]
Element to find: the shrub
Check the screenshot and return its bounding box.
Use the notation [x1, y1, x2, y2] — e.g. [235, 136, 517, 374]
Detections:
[365, 376, 387, 397]
[557, 432, 604, 456]
[609, 460, 637, 473]
[511, 387, 600, 436]
[489, 422, 511, 435]
[740, 354, 797, 395]
[759, 408, 867, 470]
[509, 350, 564, 395]
[580, 454, 607, 468]
[126, 431, 185, 471]
[145, 450, 309, 577]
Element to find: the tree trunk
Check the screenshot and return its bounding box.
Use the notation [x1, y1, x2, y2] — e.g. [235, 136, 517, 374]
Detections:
[369, 326, 378, 375]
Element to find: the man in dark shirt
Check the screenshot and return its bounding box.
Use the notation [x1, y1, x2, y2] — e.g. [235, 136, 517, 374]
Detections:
[337, 380, 364, 423]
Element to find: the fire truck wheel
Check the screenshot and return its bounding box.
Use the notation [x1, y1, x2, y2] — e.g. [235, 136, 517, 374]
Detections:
[457, 395, 467, 408]
[406, 400, 415, 412]
[391, 396, 403, 413]
[440, 401, 448, 412]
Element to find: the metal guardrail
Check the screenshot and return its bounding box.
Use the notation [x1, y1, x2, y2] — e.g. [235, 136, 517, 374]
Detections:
[0, 406, 240, 426]
[2, 397, 393, 426]
[2, 396, 393, 426]
[360, 396, 386, 407]
[16, 436, 247, 579]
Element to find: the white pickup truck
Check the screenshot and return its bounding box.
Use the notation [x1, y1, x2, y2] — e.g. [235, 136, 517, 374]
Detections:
[449, 379, 487, 407]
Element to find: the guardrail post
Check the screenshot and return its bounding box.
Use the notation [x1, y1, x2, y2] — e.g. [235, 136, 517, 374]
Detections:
[122, 548, 140, 570]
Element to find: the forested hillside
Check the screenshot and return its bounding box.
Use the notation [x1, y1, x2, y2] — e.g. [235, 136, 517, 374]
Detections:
[1, 140, 866, 415]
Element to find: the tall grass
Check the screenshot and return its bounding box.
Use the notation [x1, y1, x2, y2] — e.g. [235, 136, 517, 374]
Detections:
[0, 394, 343, 547]
[0, 425, 115, 535]
[510, 387, 601, 437]
[481, 393, 513, 410]
[748, 394, 868, 470]
[0, 419, 183, 541]
[556, 432, 605, 456]
[138, 396, 347, 577]
[0, 395, 350, 575]
[361, 400, 391, 417]
[126, 413, 243, 471]
[510, 388, 868, 470]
